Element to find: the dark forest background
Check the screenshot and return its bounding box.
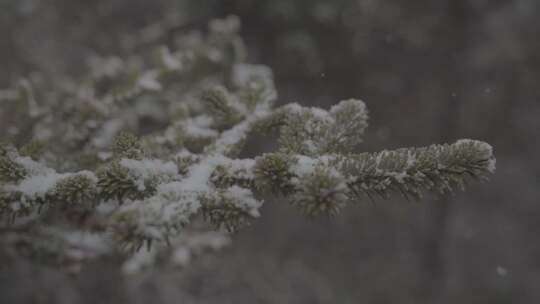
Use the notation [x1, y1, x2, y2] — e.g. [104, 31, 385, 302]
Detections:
[1, 0, 539, 303]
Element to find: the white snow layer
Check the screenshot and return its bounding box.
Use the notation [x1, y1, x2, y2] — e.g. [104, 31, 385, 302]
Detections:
[224, 185, 262, 217]
[120, 158, 178, 191]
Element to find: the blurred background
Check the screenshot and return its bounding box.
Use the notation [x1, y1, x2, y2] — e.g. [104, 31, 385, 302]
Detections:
[0, 0, 539, 303]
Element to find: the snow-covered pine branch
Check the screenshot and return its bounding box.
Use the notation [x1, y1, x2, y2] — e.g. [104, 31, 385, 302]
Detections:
[0, 16, 495, 274]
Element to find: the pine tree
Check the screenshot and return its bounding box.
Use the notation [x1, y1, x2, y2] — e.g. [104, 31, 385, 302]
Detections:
[0, 16, 495, 273]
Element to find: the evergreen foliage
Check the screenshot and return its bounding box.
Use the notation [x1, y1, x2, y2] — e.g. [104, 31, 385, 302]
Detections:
[0, 16, 495, 273]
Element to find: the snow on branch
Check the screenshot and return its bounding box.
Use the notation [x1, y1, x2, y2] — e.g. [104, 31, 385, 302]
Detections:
[0, 16, 495, 274]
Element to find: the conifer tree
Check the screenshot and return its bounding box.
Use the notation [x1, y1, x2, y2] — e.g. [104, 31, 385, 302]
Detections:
[0, 16, 495, 273]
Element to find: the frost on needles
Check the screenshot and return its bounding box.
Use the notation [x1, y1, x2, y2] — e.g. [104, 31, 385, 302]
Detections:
[0, 16, 495, 273]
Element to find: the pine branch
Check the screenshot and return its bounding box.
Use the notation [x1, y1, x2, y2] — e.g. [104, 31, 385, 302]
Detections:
[0, 16, 496, 273]
[254, 139, 495, 216]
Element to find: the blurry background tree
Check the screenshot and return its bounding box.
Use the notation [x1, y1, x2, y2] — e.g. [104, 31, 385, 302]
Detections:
[0, 0, 539, 303]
